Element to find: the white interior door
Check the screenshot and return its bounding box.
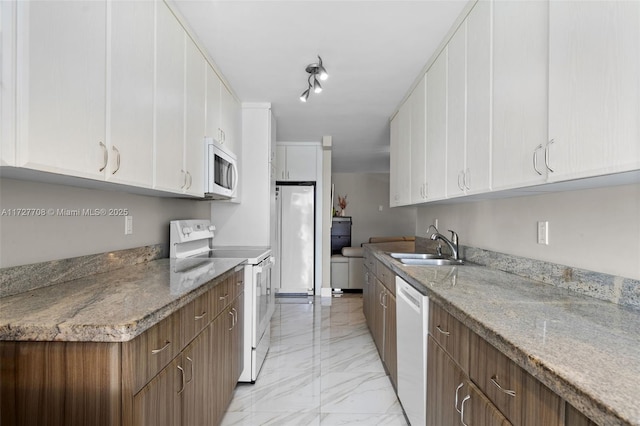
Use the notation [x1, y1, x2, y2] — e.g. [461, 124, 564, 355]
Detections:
[278, 185, 315, 295]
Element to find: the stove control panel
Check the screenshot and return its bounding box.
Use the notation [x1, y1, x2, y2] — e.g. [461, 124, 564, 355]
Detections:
[170, 220, 216, 258]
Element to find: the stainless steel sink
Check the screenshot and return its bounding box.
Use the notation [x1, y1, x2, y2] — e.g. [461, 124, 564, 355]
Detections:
[388, 252, 463, 266]
[399, 258, 463, 266]
[388, 252, 443, 260]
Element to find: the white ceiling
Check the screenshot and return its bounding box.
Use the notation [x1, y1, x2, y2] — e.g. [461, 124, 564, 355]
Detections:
[172, 0, 470, 172]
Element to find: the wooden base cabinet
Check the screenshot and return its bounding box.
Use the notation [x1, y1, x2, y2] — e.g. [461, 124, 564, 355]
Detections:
[0, 268, 245, 426]
[362, 257, 397, 389]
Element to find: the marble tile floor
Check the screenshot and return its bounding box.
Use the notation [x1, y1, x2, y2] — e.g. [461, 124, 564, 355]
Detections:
[221, 294, 409, 426]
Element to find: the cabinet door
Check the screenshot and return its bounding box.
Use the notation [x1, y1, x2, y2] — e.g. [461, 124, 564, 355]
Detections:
[389, 112, 401, 206]
[285, 145, 317, 181]
[492, 0, 548, 191]
[205, 65, 222, 142]
[16, 1, 106, 179]
[396, 101, 412, 205]
[425, 50, 447, 201]
[133, 356, 181, 426]
[465, 0, 492, 195]
[410, 76, 427, 203]
[220, 84, 240, 154]
[184, 39, 206, 196]
[446, 21, 467, 199]
[232, 292, 245, 385]
[108, 0, 154, 187]
[465, 381, 512, 426]
[182, 328, 212, 426]
[373, 280, 386, 359]
[427, 336, 467, 426]
[154, 2, 185, 193]
[275, 145, 287, 180]
[429, 301, 470, 372]
[548, 1, 640, 181]
[384, 291, 397, 389]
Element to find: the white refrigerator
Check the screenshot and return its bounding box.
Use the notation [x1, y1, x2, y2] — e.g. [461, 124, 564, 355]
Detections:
[275, 184, 315, 295]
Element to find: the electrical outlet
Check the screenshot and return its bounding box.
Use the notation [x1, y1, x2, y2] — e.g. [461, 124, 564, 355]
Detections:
[125, 216, 133, 235]
[537, 221, 548, 245]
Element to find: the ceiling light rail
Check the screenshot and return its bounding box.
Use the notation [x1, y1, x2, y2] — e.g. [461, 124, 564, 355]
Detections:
[299, 55, 329, 102]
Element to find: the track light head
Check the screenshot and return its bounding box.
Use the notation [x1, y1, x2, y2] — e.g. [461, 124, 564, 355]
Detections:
[317, 56, 329, 81]
[299, 87, 310, 102]
[313, 77, 322, 94]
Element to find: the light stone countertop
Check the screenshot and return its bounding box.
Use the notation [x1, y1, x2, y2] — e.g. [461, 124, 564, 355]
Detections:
[0, 257, 245, 342]
[367, 243, 640, 426]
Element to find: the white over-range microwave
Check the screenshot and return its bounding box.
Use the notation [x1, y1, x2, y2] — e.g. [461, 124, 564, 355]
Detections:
[204, 137, 238, 200]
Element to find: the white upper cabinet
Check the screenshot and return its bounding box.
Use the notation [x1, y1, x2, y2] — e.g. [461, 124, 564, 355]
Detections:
[108, 0, 154, 188]
[410, 76, 427, 204]
[491, 0, 549, 191]
[220, 84, 241, 155]
[464, 0, 492, 195]
[16, 1, 107, 179]
[205, 66, 222, 146]
[184, 38, 207, 197]
[548, 0, 640, 181]
[276, 144, 317, 181]
[390, 100, 412, 206]
[446, 21, 467, 198]
[425, 50, 447, 201]
[154, 1, 186, 193]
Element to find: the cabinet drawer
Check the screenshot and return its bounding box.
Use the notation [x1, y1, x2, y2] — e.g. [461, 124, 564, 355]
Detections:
[125, 310, 180, 394]
[375, 261, 395, 295]
[180, 290, 211, 348]
[213, 274, 233, 316]
[229, 268, 244, 301]
[429, 301, 469, 372]
[363, 251, 376, 271]
[469, 333, 563, 426]
[330, 221, 351, 236]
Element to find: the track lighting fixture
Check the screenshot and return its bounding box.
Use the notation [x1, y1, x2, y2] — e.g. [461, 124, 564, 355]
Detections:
[299, 55, 329, 102]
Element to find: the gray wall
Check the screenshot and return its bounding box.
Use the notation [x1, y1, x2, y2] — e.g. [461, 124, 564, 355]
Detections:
[0, 178, 210, 267]
[416, 183, 640, 281]
[331, 172, 416, 247]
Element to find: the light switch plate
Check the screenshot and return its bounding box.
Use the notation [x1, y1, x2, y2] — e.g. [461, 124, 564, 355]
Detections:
[537, 221, 548, 245]
[125, 216, 133, 235]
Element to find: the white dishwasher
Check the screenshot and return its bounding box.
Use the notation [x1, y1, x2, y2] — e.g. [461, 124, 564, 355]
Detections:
[396, 276, 429, 426]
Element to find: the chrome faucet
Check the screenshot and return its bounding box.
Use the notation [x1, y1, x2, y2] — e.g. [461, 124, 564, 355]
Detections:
[430, 229, 459, 260]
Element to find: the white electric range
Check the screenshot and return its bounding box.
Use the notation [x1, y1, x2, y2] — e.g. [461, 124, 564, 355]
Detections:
[170, 219, 274, 383]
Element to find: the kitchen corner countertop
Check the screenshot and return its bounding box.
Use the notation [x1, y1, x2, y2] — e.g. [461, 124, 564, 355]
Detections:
[368, 243, 640, 426]
[0, 257, 245, 343]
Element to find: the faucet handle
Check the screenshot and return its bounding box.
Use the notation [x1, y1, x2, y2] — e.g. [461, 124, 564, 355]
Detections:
[448, 230, 458, 244]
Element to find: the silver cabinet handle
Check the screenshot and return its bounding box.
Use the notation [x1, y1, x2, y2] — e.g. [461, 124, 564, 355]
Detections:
[436, 325, 450, 336]
[185, 356, 194, 385]
[195, 311, 207, 320]
[460, 395, 471, 426]
[185, 171, 192, 190]
[232, 307, 238, 325]
[219, 294, 228, 301]
[464, 168, 471, 190]
[491, 375, 516, 397]
[455, 382, 464, 414]
[180, 170, 187, 189]
[111, 146, 121, 174]
[151, 340, 170, 355]
[177, 364, 186, 394]
[228, 311, 234, 330]
[99, 141, 108, 172]
[458, 171, 464, 191]
[545, 139, 555, 172]
[533, 144, 544, 175]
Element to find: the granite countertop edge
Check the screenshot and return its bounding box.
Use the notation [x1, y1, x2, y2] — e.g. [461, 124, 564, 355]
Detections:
[0, 258, 246, 343]
[368, 243, 639, 426]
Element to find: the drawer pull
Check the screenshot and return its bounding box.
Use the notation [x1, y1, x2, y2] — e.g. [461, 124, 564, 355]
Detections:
[195, 311, 207, 320]
[177, 365, 185, 394]
[185, 356, 194, 385]
[436, 325, 450, 336]
[219, 294, 228, 301]
[454, 382, 464, 413]
[491, 375, 516, 397]
[460, 395, 471, 426]
[151, 341, 170, 355]
[228, 311, 234, 330]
